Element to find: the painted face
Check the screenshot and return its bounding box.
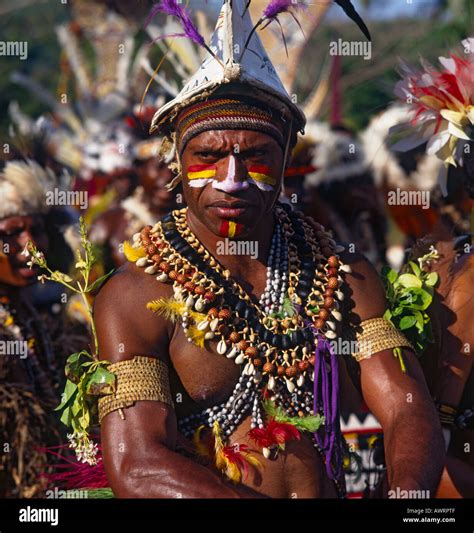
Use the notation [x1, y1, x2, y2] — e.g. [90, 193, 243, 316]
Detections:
[0, 215, 48, 287]
[181, 129, 285, 239]
[186, 157, 277, 193]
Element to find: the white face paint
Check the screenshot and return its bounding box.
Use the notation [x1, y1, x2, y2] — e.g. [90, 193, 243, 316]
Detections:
[247, 178, 274, 192]
[213, 156, 249, 192]
[188, 178, 214, 188]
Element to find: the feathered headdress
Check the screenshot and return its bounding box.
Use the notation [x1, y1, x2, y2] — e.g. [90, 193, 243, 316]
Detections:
[361, 104, 442, 191]
[11, 2, 170, 182]
[301, 121, 368, 188]
[391, 37, 474, 193]
[150, 0, 307, 138]
[0, 160, 60, 220]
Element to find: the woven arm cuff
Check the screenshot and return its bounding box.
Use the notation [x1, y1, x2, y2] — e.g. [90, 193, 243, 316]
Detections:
[352, 318, 414, 362]
[98, 356, 173, 423]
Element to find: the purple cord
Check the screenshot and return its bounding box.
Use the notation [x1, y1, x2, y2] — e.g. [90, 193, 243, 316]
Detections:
[305, 321, 343, 480]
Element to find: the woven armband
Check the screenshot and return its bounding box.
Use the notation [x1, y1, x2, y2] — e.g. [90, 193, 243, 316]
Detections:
[98, 356, 173, 423]
[352, 318, 414, 362]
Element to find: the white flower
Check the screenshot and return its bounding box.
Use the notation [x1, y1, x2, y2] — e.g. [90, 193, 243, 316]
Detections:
[67, 431, 99, 466]
[21, 244, 30, 257]
[418, 246, 440, 270]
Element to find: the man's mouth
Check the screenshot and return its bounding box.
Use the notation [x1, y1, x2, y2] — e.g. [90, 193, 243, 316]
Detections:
[207, 201, 253, 218]
[13, 263, 39, 279]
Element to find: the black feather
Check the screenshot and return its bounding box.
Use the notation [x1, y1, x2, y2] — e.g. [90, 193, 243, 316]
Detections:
[334, 0, 371, 41]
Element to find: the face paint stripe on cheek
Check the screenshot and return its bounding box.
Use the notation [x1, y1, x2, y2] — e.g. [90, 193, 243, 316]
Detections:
[247, 165, 276, 186]
[188, 178, 214, 188]
[187, 164, 217, 180]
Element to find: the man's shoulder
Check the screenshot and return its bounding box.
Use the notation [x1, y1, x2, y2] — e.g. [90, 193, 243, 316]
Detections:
[337, 247, 387, 321]
[94, 261, 171, 317]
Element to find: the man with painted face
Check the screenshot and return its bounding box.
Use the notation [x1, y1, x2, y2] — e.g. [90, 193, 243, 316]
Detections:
[94, 0, 444, 498]
[0, 159, 72, 496]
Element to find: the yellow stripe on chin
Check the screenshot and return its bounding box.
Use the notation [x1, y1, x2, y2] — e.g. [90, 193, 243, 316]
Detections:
[228, 221, 236, 238]
[248, 172, 276, 186]
[188, 170, 217, 180]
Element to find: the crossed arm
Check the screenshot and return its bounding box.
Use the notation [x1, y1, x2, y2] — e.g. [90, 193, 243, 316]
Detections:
[95, 255, 445, 498]
[343, 253, 445, 493]
[94, 263, 265, 498]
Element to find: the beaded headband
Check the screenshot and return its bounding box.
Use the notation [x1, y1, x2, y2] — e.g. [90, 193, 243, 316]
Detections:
[175, 97, 287, 155]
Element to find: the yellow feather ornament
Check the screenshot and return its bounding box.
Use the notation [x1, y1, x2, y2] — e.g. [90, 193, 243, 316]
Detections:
[187, 325, 206, 348]
[123, 240, 146, 262]
[192, 425, 211, 458]
[147, 298, 186, 322]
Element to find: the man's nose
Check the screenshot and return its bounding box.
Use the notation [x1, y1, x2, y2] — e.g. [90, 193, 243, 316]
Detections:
[213, 155, 249, 193]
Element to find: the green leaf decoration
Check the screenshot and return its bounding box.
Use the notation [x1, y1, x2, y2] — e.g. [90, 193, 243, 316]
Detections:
[408, 261, 421, 277]
[385, 267, 398, 284]
[85, 366, 116, 396]
[398, 273, 422, 289]
[65, 350, 94, 383]
[425, 272, 438, 287]
[399, 315, 416, 330]
[60, 406, 73, 426]
[381, 254, 437, 357]
[54, 380, 78, 411]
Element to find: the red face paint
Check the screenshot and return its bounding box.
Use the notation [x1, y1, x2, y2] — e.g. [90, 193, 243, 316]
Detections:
[219, 220, 244, 238]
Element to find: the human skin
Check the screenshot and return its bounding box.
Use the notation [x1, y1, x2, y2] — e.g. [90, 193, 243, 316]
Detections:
[425, 249, 474, 497]
[94, 129, 444, 498]
[0, 214, 48, 288]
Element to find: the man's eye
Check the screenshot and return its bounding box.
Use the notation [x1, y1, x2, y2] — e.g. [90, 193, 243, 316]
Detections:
[244, 150, 266, 159]
[196, 151, 217, 159]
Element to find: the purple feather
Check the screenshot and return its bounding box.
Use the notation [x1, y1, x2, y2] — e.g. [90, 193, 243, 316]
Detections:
[240, 0, 304, 60]
[145, 0, 205, 47]
[263, 0, 294, 19]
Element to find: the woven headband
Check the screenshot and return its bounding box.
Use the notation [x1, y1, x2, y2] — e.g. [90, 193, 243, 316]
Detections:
[175, 97, 287, 155]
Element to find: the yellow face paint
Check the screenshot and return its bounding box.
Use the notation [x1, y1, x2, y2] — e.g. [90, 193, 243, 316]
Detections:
[247, 165, 277, 191]
[187, 164, 217, 188]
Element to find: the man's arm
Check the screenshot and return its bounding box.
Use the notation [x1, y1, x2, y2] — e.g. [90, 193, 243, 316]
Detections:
[342, 252, 445, 494]
[94, 263, 265, 498]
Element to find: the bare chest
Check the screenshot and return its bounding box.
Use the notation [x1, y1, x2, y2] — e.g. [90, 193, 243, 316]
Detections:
[168, 317, 244, 414]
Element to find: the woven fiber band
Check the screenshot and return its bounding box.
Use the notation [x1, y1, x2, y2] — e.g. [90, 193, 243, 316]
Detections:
[176, 97, 286, 155]
[436, 403, 457, 427]
[98, 356, 173, 423]
[352, 318, 414, 362]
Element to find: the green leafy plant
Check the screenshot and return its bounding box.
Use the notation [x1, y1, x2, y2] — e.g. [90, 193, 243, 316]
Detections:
[381, 247, 440, 357]
[26, 217, 115, 464]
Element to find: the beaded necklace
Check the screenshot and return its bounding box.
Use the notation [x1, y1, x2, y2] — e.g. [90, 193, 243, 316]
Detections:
[131, 203, 350, 495]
